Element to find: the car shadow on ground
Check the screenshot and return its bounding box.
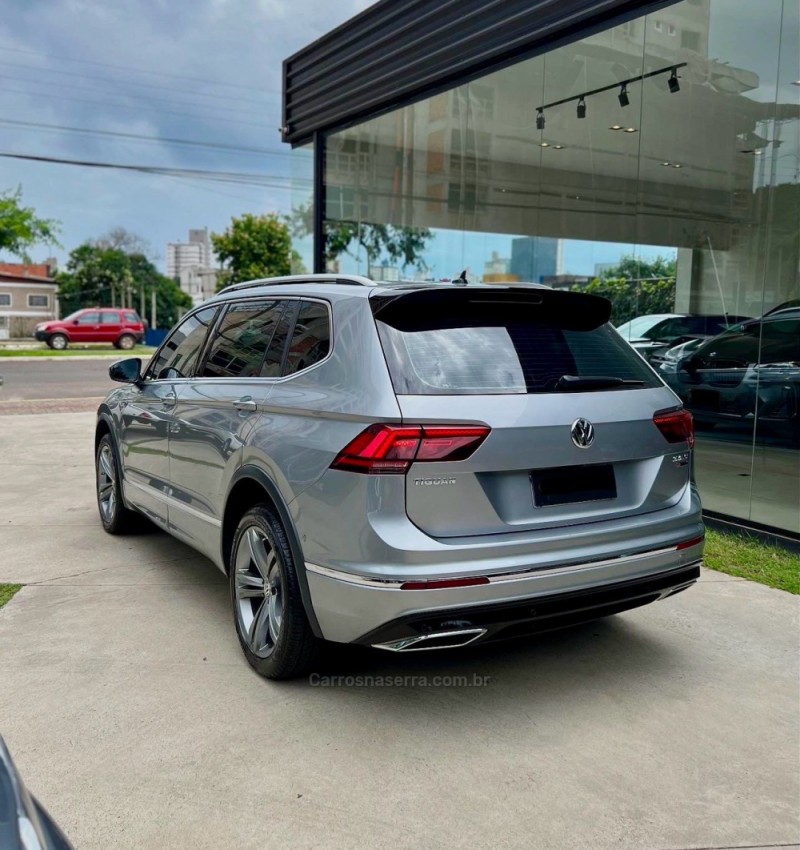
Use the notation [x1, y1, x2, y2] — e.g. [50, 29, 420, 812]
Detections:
[133, 525, 686, 712]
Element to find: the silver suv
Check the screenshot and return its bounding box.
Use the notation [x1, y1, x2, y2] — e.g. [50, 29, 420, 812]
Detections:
[95, 275, 704, 679]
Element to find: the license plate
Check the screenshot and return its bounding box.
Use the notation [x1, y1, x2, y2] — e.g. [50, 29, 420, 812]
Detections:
[531, 464, 617, 507]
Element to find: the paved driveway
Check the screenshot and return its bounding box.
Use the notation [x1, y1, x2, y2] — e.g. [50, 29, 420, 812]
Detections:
[0, 412, 798, 850]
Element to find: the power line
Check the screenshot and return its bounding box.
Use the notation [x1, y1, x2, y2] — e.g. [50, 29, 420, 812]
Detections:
[0, 151, 312, 189]
[0, 59, 275, 105]
[0, 118, 291, 158]
[0, 72, 277, 119]
[0, 86, 274, 130]
[0, 44, 272, 94]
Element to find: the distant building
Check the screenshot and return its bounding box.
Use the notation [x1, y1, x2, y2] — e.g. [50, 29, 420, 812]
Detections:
[178, 266, 220, 307]
[167, 228, 213, 279]
[0, 262, 58, 339]
[510, 237, 560, 284]
[167, 228, 217, 306]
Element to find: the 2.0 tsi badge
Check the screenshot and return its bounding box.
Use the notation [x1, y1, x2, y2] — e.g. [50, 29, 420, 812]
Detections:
[571, 418, 595, 449]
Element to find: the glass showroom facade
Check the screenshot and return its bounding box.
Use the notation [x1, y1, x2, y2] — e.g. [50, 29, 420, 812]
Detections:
[289, 0, 799, 535]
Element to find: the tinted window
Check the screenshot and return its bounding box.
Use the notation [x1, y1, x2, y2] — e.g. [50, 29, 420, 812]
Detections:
[284, 301, 331, 376]
[149, 306, 218, 379]
[77, 312, 99, 325]
[760, 319, 800, 363]
[28, 294, 49, 308]
[0, 294, 10, 306]
[261, 300, 297, 377]
[123, 311, 140, 324]
[377, 303, 659, 395]
[100, 311, 119, 324]
[202, 301, 284, 378]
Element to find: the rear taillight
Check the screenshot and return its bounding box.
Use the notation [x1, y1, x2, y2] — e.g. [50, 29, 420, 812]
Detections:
[653, 408, 694, 449]
[331, 424, 490, 474]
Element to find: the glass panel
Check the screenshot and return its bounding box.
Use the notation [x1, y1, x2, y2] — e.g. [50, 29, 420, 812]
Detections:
[312, 0, 800, 531]
[290, 143, 314, 274]
[202, 302, 283, 379]
[749, 0, 800, 532]
[77, 312, 99, 324]
[149, 306, 218, 380]
[284, 301, 330, 375]
[100, 311, 118, 324]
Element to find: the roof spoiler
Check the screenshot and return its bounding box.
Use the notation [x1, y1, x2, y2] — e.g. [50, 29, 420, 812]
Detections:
[371, 287, 612, 332]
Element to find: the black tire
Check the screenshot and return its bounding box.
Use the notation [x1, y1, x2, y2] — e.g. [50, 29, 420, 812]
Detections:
[47, 333, 68, 350]
[95, 433, 141, 534]
[230, 505, 320, 680]
[116, 334, 136, 350]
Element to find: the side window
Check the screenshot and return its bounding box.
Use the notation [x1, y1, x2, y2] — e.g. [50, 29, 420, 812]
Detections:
[100, 311, 119, 324]
[77, 312, 99, 325]
[759, 320, 800, 364]
[123, 311, 140, 323]
[284, 301, 331, 376]
[148, 306, 218, 380]
[202, 301, 284, 378]
[261, 300, 297, 378]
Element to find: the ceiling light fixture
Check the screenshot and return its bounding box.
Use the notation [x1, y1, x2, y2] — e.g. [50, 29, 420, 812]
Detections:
[536, 109, 545, 130]
[539, 141, 550, 147]
[553, 144, 565, 150]
[673, 163, 682, 168]
[661, 161, 671, 166]
[623, 127, 638, 133]
[618, 84, 630, 107]
[610, 124, 623, 130]
[577, 97, 586, 119]
[668, 68, 680, 93]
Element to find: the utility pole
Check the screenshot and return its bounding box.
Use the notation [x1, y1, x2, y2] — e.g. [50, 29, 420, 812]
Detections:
[151, 288, 157, 330]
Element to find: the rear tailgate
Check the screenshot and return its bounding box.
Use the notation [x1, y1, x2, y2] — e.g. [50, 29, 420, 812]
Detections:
[371, 287, 691, 539]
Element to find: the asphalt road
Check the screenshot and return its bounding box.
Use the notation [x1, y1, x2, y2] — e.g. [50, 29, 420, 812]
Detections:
[0, 358, 117, 401]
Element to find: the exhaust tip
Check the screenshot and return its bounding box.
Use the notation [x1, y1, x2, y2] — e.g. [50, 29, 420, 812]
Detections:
[373, 627, 487, 652]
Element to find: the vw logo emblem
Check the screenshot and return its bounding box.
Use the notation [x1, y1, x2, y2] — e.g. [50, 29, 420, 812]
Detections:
[571, 418, 595, 449]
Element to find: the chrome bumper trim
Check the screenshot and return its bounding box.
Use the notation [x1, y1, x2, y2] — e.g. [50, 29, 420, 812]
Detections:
[305, 543, 699, 590]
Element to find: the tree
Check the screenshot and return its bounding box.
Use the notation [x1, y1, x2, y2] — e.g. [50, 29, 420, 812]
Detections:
[56, 243, 191, 328]
[575, 253, 678, 325]
[0, 186, 61, 260]
[93, 227, 151, 258]
[211, 213, 301, 291]
[288, 202, 432, 274]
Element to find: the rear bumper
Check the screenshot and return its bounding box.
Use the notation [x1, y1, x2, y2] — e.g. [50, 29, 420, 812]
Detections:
[305, 538, 703, 644]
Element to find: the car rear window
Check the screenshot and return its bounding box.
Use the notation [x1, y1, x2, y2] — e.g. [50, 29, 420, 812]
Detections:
[373, 288, 660, 395]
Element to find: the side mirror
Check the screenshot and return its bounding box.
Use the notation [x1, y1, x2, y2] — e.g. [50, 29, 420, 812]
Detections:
[73, 319, 80, 325]
[109, 358, 142, 385]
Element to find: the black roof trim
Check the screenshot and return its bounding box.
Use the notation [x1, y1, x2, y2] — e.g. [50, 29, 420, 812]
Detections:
[282, 0, 677, 146]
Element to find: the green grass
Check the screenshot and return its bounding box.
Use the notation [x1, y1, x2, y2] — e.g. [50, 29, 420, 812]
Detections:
[0, 584, 22, 608]
[704, 528, 799, 594]
[0, 346, 155, 357]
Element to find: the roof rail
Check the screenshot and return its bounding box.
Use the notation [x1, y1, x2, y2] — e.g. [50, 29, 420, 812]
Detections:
[217, 274, 375, 295]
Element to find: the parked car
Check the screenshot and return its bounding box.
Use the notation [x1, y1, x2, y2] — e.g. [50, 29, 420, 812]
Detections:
[616, 313, 750, 363]
[0, 736, 75, 850]
[35, 308, 145, 350]
[660, 313, 800, 442]
[95, 275, 703, 679]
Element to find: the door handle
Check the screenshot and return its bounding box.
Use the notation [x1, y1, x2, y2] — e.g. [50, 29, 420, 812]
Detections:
[233, 396, 258, 412]
[162, 392, 177, 408]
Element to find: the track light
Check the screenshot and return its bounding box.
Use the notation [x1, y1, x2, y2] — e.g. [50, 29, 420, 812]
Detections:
[668, 68, 680, 93]
[536, 109, 545, 130]
[577, 97, 586, 119]
[618, 84, 630, 107]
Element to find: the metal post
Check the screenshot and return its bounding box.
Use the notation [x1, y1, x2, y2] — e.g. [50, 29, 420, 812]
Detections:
[312, 130, 326, 274]
[151, 288, 157, 330]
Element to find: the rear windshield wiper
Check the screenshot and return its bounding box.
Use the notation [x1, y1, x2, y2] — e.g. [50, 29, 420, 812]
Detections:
[554, 375, 647, 392]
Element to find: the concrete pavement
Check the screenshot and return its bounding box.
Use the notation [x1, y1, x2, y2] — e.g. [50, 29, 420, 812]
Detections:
[0, 412, 798, 850]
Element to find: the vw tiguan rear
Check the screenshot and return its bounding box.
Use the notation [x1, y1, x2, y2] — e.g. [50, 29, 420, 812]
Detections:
[96, 275, 704, 679]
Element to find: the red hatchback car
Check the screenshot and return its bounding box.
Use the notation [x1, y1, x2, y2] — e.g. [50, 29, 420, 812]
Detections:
[35, 308, 146, 350]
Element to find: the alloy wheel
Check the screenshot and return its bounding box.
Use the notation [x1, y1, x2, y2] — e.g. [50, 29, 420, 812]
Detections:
[97, 444, 117, 523]
[234, 527, 284, 658]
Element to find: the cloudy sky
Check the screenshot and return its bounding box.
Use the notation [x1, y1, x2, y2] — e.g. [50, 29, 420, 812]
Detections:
[0, 0, 372, 269]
